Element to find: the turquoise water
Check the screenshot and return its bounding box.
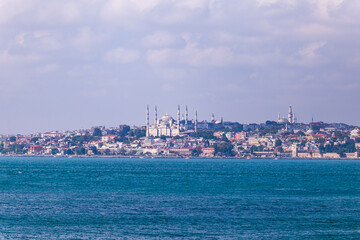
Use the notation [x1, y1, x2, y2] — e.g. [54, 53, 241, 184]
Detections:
[0, 157, 359, 239]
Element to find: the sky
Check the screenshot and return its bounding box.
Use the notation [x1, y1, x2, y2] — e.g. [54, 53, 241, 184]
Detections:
[0, 0, 359, 134]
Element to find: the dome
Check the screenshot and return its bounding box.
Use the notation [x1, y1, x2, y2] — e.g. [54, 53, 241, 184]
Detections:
[306, 129, 313, 135]
[278, 118, 289, 124]
[158, 113, 174, 126]
[351, 129, 359, 136]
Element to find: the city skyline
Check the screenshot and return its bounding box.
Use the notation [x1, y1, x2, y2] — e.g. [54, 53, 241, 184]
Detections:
[0, 0, 359, 134]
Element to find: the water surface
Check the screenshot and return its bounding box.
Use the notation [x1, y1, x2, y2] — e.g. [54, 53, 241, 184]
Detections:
[0, 157, 359, 239]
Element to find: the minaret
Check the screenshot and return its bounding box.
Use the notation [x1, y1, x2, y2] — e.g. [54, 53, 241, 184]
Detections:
[278, 112, 280, 122]
[177, 105, 180, 130]
[185, 106, 188, 130]
[146, 105, 149, 137]
[288, 105, 293, 124]
[155, 105, 158, 136]
[195, 111, 198, 133]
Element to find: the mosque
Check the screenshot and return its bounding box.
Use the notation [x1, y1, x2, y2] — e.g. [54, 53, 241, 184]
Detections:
[278, 105, 297, 124]
[146, 105, 197, 137]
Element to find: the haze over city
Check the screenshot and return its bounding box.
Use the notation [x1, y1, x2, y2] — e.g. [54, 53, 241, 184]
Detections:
[1, 0, 359, 134]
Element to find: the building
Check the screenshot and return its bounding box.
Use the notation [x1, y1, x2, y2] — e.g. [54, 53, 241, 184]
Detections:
[146, 105, 197, 137]
[278, 105, 297, 124]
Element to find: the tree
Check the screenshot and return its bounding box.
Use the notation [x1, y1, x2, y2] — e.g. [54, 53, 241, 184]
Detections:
[266, 120, 278, 126]
[75, 148, 86, 155]
[90, 146, 98, 155]
[119, 125, 130, 137]
[93, 128, 102, 137]
[192, 146, 202, 156]
[215, 142, 234, 156]
[275, 139, 282, 147]
[65, 149, 74, 155]
[134, 129, 146, 139]
[51, 148, 60, 155]
[311, 125, 321, 131]
[9, 136, 16, 142]
[31, 137, 40, 143]
[196, 130, 215, 139]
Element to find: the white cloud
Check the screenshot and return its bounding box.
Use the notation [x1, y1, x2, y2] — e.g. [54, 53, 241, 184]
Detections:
[146, 42, 235, 67]
[71, 27, 108, 50]
[0, 51, 42, 67]
[142, 31, 178, 47]
[180, 43, 235, 67]
[13, 31, 62, 51]
[105, 48, 140, 63]
[310, 0, 345, 19]
[299, 41, 327, 59]
[146, 48, 172, 66]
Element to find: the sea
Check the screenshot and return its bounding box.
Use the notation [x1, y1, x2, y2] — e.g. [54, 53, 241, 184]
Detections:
[0, 157, 359, 239]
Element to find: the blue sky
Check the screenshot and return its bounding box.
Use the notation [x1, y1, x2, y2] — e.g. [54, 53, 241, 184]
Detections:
[0, 0, 359, 133]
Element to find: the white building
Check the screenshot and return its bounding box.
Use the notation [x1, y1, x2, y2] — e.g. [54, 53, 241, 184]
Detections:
[278, 105, 297, 124]
[146, 105, 197, 137]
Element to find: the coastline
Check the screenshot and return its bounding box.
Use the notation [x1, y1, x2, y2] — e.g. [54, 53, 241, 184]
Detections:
[0, 154, 359, 160]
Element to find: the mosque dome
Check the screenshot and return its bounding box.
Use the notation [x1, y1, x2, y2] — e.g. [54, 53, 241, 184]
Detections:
[306, 129, 314, 135]
[278, 118, 289, 124]
[158, 113, 174, 126]
[351, 128, 359, 136]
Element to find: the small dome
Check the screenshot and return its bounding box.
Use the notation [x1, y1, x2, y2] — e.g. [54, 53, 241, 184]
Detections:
[351, 129, 359, 136]
[306, 129, 313, 135]
[278, 118, 289, 124]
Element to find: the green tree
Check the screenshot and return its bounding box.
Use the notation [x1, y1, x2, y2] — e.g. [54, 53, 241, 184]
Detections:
[192, 146, 202, 156]
[93, 128, 102, 137]
[65, 149, 74, 155]
[90, 146, 98, 155]
[75, 148, 86, 155]
[51, 148, 60, 155]
[31, 137, 40, 143]
[215, 142, 234, 156]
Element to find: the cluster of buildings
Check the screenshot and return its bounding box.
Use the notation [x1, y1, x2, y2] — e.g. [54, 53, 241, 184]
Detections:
[0, 106, 359, 159]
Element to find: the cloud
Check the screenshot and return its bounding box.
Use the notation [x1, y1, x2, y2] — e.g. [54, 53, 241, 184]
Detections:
[310, 0, 345, 19]
[299, 41, 327, 59]
[13, 31, 62, 51]
[0, 0, 360, 132]
[104, 48, 140, 63]
[142, 31, 178, 47]
[0, 51, 42, 67]
[146, 43, 235, 67]
[71, 26, 108, 51]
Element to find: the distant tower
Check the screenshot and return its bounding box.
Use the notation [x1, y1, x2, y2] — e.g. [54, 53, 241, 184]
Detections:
[146, 105, 149, 137]
[185, 106, 188, 130]
[211, 113, 215, 122]
[288, 105, 293, 124]
[154, 106, 158, 136]
[177, 105, 180, 130]
[195, 111, 198, 133]
[278, 112, 280, 122]
[221, 117, 223, 124]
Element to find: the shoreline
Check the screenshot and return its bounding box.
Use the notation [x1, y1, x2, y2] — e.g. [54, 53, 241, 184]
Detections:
[0, 154, 359, 161]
